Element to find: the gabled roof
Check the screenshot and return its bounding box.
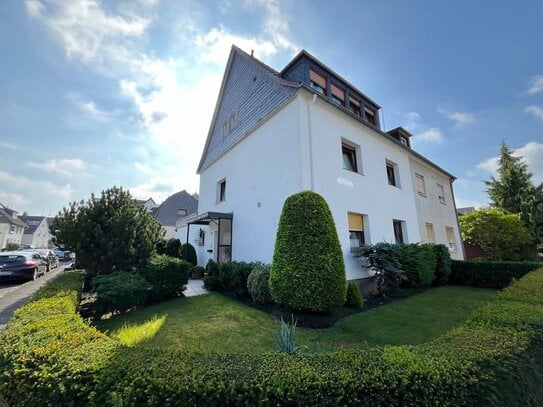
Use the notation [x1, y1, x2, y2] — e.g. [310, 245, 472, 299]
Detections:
[153, 190, 198, 227]
[0, 204, 26, 227]
[19, 215, 48, 235]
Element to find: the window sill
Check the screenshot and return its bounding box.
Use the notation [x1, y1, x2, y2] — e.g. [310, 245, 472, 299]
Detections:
[342, 168, 364, 176]
[417, 192, 427, 197]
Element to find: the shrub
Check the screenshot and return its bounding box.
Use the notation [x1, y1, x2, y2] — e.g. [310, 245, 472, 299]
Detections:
[247, 264, 273, 304]
[156, 238, 182, 258]
[203, 259, 221, 290]
[345, 282, 363, 309]
[355, 242, 404, 296]
[432, 244, 452, 285]
[398, 243, 436, 287]
[180, 243, 197, 266]
[219, 261, 256, 298]
[139, 255, 190, 303]
[270, 191, 346, 312]
[449, 260, 541, 288]
[92, 272, 149, 315]
[5, 242, 19, 251]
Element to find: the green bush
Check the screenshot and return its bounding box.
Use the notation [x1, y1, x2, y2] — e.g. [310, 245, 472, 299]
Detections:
[432, 244, 452, 285]
[190, 265, 205, 278]
[180, 242, 197, 266]
[203, 259, 221, 290]
[219, 261, 256, 298]
[355, 242, 404, 296]
[398, 243, 436, 287]
[92, 272, 149, 315]
[2, 268, 543, 405]
[140, 255, 190, 303]
[247, 263, 273, 304]
[270, 191, 346, 312]
[449, 260, 541, 288]
[345, 282, 363, 309]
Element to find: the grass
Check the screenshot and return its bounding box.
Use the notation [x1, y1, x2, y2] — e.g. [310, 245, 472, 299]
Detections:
[96, 286, 497, 354]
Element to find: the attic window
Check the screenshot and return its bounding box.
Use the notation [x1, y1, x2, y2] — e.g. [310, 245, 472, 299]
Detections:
[400, 136, 408, 146]
[309, 69, 327, 95]
[364, 107, 376, 126]
[331, 84, 345, 106]
[348, 97, 361, 117]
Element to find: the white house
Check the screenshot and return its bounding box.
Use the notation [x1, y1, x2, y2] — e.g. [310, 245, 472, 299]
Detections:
[178, 46, 464, 281]
[0, 203, 26, 250]
[20, 215, 53, 249]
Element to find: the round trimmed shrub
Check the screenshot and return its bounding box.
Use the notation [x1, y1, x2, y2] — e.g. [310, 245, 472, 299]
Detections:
[180, 243, 197, 266]
[204, 259, 221, 290]
[269, 191, 346, 312]
[247, 264, 273, 304]
[140, 255, 190, 303]
[345, 282, 363, 309]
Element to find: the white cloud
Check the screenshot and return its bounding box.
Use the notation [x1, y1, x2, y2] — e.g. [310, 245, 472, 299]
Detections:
[403, 111, 421, 130]
[525, 105, 543, 120]
[0, 141, 18, 150]
[128, 178, 176, 203]
[27, 158, 86, 176]
[526, 75, 543, 95]
[454, 197, 485, 210]
[0, 192, 30, 207]
[438, 107, 474, 125]
[477, 141, 543, 185]
[415, 128, 443, 144]
[67, 93, 109, 119]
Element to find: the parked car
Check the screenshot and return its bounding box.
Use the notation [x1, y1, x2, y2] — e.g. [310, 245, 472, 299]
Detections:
[23, 249, 59, 270]
[0, 252, 48, 282]
[53, 248, 64, 259]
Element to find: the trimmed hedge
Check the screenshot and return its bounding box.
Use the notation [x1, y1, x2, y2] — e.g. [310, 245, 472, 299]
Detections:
[180, 243, 197, 266]
[140, 255, 190, 303]
[449, 260, 541, 288]
[92, 272, 150, 315]
[203, 259, 221, 290]
[270, 191, 346, 312]
[219, 261, 257, 298]
[1, 268, 543, 405]
[345, 282, 363, 309]
[398, 243, 436, 287]
[432, 244, 452, 285]
[247, 263, 273, 304]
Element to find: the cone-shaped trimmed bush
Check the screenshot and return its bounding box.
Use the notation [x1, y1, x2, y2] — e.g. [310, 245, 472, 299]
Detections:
[270, 191, 346, 312]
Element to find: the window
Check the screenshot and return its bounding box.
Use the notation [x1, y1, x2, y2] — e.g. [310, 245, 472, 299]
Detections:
[217, 179, 226, 203]
[415, 173, 426, 196]
[425, 223, 435, 243]
[348, 213, 366, 250]
[309, 69, 327, 95]
[364, 106, 376, 126]
[393, 219, 406, 244]
[218, 218, 232, 262]
[342, 143, 358, 172]
[446, 227, 457, 252]
[9, 224, 15, 234]
[437, 183, 446, 204]
[386, 160, 399, 187]
[348, 97, 361, 117]
[331, 84, 345, 106]
[400, 136, 408, 146]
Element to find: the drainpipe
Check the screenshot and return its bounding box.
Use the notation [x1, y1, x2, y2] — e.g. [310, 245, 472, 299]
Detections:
[450, 178, 466, 260]
[305, 94, 317, 191]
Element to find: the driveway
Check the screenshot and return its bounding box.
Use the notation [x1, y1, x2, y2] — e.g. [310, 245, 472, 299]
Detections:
[0, 264, 69, 330]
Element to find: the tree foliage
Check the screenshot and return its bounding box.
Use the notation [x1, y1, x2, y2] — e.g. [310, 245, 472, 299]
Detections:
[459, 208, 536, 261]
[355, 242, 404, 296]
[269, 191, 346, 312]
[51, 186, 164, 275]
[180, 242, 197, 266]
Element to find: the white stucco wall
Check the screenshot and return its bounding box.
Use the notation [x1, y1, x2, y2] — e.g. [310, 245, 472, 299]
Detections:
[0, 223, 24, 249]
[176, 224, 210, 267]
[198, 98, 304, 264]
[21, 219, 51, 248]
[409, 158, 465, 260]
[301, 94, 421, 279]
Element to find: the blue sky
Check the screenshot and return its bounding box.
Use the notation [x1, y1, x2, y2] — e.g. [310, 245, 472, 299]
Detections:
[0, 0, 542, 216]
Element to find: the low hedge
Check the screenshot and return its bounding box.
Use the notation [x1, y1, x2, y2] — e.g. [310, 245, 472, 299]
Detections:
[449, 260, 541, 288]
[92, 272, 150, 315]
[1, 268, 543, 405]
[140, 254, 190, 303]
[204, 260, 259, 298]
[398, 243, 436, 287]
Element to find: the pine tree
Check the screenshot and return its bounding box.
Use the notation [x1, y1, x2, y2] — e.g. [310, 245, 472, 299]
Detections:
[485, 142, 533, 214]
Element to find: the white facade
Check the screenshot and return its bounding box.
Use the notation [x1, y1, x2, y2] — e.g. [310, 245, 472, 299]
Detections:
[0, 223, 25, 249]
[195, 92, 463, 279]
[21, 218, 52, 248]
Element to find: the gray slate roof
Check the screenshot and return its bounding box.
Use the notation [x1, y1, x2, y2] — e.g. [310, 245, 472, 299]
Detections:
[0, 205, 27, 227]
[19, 215, 47, 235]
[153, 190, 198, 227]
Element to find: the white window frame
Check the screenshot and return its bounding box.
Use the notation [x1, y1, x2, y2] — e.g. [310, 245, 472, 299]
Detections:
[386, 160, 400, 188]
[341, 138, 363, 175]
[437, 183, 446, 204]
[217, 179, 226, 203]
[415, 173, 426, 196]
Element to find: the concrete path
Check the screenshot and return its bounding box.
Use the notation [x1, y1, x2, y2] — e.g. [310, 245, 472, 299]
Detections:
[184, 278, 208, 297]
[0, 265, 67, 330]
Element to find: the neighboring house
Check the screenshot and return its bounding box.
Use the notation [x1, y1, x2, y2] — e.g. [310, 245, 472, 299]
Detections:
[19, 215, 53, 249]
[136, 197, 159, 214]
[0, 203, 26, 250]
[457, 206, 475, 216]
[154, 190, 198, 239]
[178, 46, 464, 281]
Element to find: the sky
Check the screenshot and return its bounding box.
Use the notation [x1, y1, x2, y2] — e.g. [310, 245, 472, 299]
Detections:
[0, 0, 542, 216]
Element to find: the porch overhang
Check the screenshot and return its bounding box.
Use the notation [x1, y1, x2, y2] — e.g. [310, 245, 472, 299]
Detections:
[176, 211, 233, 228]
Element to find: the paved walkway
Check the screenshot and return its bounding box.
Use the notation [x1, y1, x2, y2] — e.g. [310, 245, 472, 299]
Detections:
[0, 265, 67, 330]
[185, 278, 208, 297]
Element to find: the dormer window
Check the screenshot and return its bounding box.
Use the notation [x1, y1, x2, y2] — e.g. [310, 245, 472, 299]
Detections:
[400, 136, 408, 146]
[364, 106, 376, 126]
[348, 97, 361, 117]
[331, 84, 345, 106]
[309, 69, 327, 95]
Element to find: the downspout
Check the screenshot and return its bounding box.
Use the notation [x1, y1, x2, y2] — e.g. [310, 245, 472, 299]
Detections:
[305, 94, 317, 191]
[450, 178, 466, 260]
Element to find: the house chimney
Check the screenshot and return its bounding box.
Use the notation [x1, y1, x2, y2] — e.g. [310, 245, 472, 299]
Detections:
[251, 49, 254, 57]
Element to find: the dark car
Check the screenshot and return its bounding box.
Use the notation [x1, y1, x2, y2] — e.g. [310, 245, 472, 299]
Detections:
[0, 252, 48, 282]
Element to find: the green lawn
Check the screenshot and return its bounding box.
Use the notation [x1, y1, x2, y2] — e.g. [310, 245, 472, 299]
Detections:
[96, 286, 497, 354]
